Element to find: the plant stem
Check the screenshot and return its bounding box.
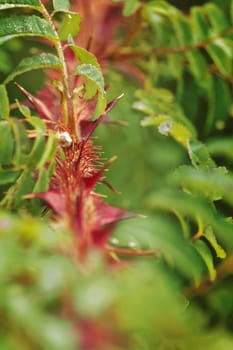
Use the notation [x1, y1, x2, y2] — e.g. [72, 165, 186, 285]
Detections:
[105, 244, 158, 257]
[39, 1, 74, 129]
[111, 25, 233, 60]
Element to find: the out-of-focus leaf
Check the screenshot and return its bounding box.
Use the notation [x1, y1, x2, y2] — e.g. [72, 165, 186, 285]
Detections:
[53, 0, 69, 11]
[170, 166, 228, 201]
[0, 15, 57, 45]
[205, 76, 231, 133]
[185, 49, 208, 81]
[27, 135, 46, 170]
[191, 6, 209, 42]
[123, 0, 140, 16]
[204, 226, 226, 259]
[0, 169, 20, 185]
[37, 133, 57, 169]
[204, 3, 229, 32]
[27, 116, 46, 134]
[142, 0, 177, 17]
[172, 14, 193, 46]
[0, 121, 14, 165]
[3, 170, 34, 207]
[0, 84, 9, 119]
[168, 53, 183, 79]
[4, 53, 61, 84]
[187, 139, 215, 169]
[0, 0, 40, 10]
[171, 165, 233, 207]
[206, 42, 232, 76]
[141, 114, 193, 147]
[135, 88, 197, 138]
[35, 318, 76, 350]
[33, 167, 50, 193]
[193, 239, 216, 281]
[207, 137, 233, 161]
[58, 11, 80, 40]
[144, 189, 233, 249]
[74, 277, 115, 318]
[231, 0, 233, 24]
[10, 118, 30, 166]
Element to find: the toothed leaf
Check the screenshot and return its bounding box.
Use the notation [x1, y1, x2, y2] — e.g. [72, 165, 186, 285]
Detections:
[4, 53, 61, 84]
[0, 0, 40, 10]
[0, 15, 57, 45]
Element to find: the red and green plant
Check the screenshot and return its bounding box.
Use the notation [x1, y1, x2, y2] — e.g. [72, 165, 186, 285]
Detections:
[1, 0, 233, 349]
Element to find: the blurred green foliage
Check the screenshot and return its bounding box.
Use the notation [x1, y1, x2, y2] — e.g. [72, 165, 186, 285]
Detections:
[1, 0, 233, 349]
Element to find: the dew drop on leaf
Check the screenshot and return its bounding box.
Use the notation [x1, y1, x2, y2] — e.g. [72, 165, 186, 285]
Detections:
[158, 121, 173, 135]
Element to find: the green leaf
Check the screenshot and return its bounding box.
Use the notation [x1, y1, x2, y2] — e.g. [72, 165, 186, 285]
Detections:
[205, 76, 231, 133]
[204, 3, 229, 33]
[135, 88, 197, 137]
[142, 1, 177, 17]
[172, 14, 193, 46]
[0, 0, 40, 10]
[0, 84, 9, 119]
[113, 216, 204, 282]
[0, 169, 20, 185]
[68, 44, 100, 69]
[75, 64, 105, 95]
[145, 189, 233, 249]
[207, 137, 233, 161]
[193, 240, 216, 281]
[10, 118, 30, 166]
[58, 12, 80, 40]
[27, 116, 46, 134]
[0, 15, 56, 45]
[27, 135, 46, 170]
[207, 41, 232, 76]
[185, 49, 208, 81]
[141, 114, 193, 148]
[231, 0, 233, 24]
[171, 166, 228, 201]
[0, 121, 14, 165]
[187, 139, 216, 169]
[167, 53, 183, 79]
[75, 63, 106, 116]
[37, 133, 57, 169]
[8, 170, 34, 207]
[4, 53, 61, 84]
[191, 6, 209, 42]
[53, 0, 69, 11]
[33, 167, 50, 193]
[123, 0, 140, 16]
[1, 169, 34, 208]
[204, 226, 226, 259]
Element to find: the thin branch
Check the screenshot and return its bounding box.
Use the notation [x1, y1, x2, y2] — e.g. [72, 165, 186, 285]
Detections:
[185, 254, 233, 298]
[110, 26, 233, 61]
[39, 1, 74, 128]
[105, 244, 159, 257]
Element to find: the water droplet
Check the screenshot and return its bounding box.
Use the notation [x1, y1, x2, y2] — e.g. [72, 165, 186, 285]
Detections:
[110, 237, 119, 245]
[158, 121, 173, 135]
[128, 241, 137, 248]
[57, 131, 72, 148]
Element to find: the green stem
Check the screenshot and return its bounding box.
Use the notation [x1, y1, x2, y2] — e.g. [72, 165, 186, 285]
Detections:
[39, 1, 74, 129]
